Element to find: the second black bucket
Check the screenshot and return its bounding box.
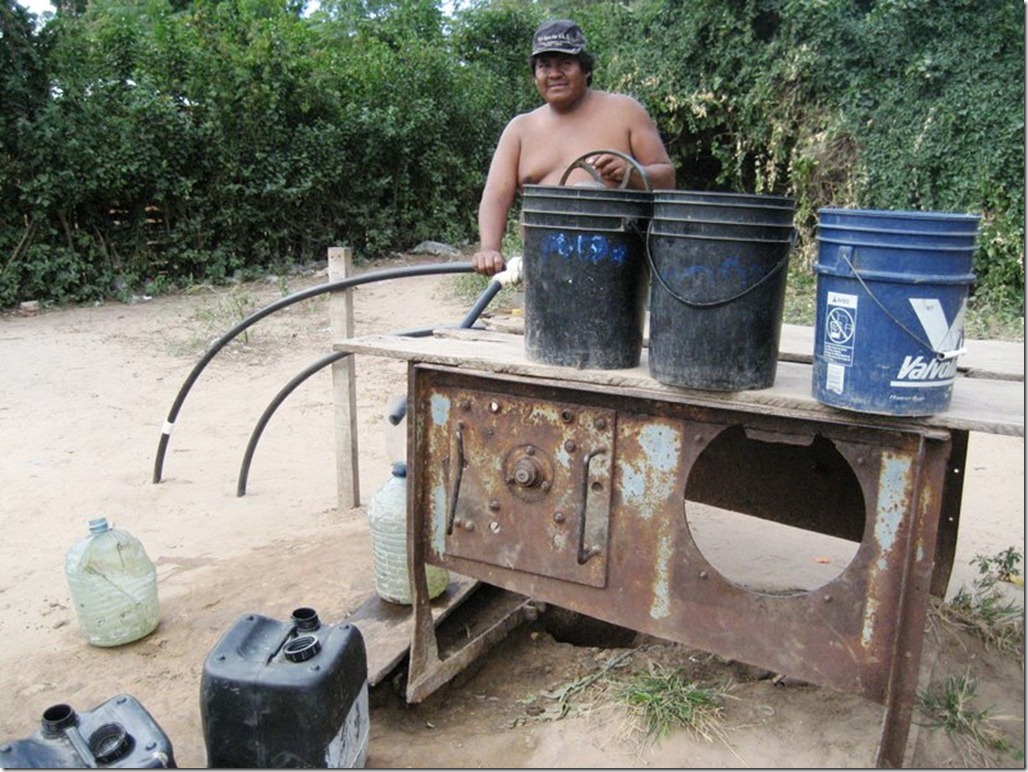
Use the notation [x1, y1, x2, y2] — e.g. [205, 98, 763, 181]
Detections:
[522, 151, 653, 369]
[646, 191, 797, 391]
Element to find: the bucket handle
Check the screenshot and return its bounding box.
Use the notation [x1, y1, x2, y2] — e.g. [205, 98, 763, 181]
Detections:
[836, 246, 967, 361]
[559, 149, 653, 192]
[643, 222, 793, 309]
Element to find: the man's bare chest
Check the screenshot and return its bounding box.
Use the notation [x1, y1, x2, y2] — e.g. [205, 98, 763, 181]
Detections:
[519, 120, 631, 186]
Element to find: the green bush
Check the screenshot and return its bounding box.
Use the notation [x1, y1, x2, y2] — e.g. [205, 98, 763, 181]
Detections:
[1, 0, 1023, 318]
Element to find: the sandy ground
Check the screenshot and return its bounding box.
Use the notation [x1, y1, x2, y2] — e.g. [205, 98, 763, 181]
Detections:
[0, 257, 1023, 768]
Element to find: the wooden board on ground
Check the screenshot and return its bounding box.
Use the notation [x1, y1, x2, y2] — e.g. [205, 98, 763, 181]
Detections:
[344, 574, 478, 685]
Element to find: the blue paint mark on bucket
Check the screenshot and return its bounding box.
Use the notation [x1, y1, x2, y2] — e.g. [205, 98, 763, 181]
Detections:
[522, 184, 652, 369]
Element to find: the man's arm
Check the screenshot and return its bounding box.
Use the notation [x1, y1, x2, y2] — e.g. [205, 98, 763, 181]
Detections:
[473, 121, 522, 275]
[628, 96, 675, 190]
[591, 94, 676, 190]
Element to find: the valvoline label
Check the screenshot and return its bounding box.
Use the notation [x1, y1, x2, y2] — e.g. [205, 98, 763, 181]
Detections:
[814, 285, 970, 416]
[888, 298, 966, 388]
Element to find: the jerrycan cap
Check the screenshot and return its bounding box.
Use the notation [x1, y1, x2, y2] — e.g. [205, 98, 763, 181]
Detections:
[291, 607, 321, 632]
[391, 462, 407, 478]
[283, 634, 322, 663]
[89, 722, 131, 764]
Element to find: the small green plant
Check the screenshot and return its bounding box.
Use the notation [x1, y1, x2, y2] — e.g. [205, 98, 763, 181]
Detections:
[970, 546, 1025, 587]
[181, 284, 261, 354]
[938, 547, 1024, 659]
[614, 664, 731, 745]
[916, 671, 1010, 766]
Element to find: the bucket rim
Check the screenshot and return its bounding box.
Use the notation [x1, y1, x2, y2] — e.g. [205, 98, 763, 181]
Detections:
[818, 206, 980, 224]
[654, 206, 795, 217]
[524, 222, 640, 234]
[817, 225, 978, 242]
[655, 190, 796, 206]
[654, 203, 796, 217]
[817, 235, 978, 252]
[651, 216, 796, 230]
[649, 230, 794, 245]
[522, 183, 653, 202]
[814, 261, 977, 284]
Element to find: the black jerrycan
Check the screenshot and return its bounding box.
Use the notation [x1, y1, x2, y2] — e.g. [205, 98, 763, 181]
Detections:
[0, 693, 176, 768]
[200, 606, 369, 768]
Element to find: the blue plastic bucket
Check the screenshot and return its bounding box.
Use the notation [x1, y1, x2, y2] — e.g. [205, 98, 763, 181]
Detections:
[812, 208, 979, 416]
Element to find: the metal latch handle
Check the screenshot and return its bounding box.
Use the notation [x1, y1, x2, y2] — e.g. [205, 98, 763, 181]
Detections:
[445, 423, 465, 535]
[576, 447, 608, 565]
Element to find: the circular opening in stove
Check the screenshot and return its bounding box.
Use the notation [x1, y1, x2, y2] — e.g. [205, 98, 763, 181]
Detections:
[684, 426, 864, 594]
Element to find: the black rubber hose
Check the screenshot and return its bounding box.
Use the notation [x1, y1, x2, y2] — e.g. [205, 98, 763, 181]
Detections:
[458, 278, 503, 328]
[153, 261, 475, 484]
[235, 277, 504, 496]
[235, 350, 350, 497]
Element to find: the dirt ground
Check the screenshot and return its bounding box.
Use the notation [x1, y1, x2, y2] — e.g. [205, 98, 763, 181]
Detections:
[0, 256, 1023, 769]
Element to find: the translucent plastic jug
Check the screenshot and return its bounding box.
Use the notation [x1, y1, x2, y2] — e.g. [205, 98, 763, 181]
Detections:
[65, 518, 160, 646]
[367, 463, 449, 604]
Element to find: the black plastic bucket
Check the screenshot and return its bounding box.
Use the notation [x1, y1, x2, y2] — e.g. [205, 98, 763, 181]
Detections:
[646, 191, 797, 391]
[522, 151, 654, 369]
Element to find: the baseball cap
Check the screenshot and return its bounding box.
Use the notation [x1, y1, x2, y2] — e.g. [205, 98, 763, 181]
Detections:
[531, 20, 587, 57]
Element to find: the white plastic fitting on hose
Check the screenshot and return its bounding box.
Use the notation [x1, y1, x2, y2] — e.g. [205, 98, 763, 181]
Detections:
[494, 255, 524, 288]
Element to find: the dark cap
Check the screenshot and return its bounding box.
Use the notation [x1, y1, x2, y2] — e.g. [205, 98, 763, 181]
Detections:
[531, 20, 587, 57]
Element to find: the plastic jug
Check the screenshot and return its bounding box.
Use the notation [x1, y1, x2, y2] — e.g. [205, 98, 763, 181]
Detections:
[0, 694, 176, 768]
[65, 517, 160, 646]
[367, 463, 449, 604]
[201, 607, 369, 768]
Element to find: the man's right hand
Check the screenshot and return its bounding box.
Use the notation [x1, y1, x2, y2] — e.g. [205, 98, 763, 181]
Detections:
[472, 249, 506, 276]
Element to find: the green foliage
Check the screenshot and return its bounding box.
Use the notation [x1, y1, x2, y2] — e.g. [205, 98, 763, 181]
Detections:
[614, 665, 730, 744]
[916, 672, 1011, 766]
[1, 0, 1023, 317]
[939, 547, 1024, 659]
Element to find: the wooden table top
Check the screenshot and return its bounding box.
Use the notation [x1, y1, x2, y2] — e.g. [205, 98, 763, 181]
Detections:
[335, 323, 1023, 438]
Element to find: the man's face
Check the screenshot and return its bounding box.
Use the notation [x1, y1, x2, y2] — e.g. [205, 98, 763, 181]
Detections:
[533, 54, 586, 107]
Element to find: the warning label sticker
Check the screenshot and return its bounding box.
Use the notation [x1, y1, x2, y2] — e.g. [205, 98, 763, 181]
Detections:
[823, 291, 857, 366]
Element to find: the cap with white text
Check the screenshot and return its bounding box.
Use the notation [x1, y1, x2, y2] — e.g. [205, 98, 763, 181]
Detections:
[531, 20, 587, 57]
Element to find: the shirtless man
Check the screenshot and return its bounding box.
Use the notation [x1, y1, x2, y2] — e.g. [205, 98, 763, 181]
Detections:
[472, 19, 676, 276]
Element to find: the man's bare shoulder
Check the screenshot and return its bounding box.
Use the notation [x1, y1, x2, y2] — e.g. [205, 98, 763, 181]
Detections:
[501, 106, 548, 137]
[514, 104, 551, 125]
[593, 90, 646, 112]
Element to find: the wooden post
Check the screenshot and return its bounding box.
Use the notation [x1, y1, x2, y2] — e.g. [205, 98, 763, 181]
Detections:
[328, 246, 360, 509]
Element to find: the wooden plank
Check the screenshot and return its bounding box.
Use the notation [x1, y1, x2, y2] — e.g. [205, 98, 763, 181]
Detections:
[335, 329, 1023, 437]
[344, 574, 478, 686]
[329, 247, 360, 508]
[483, 316, 1024, 382]
[777, 324, 1024, 381]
